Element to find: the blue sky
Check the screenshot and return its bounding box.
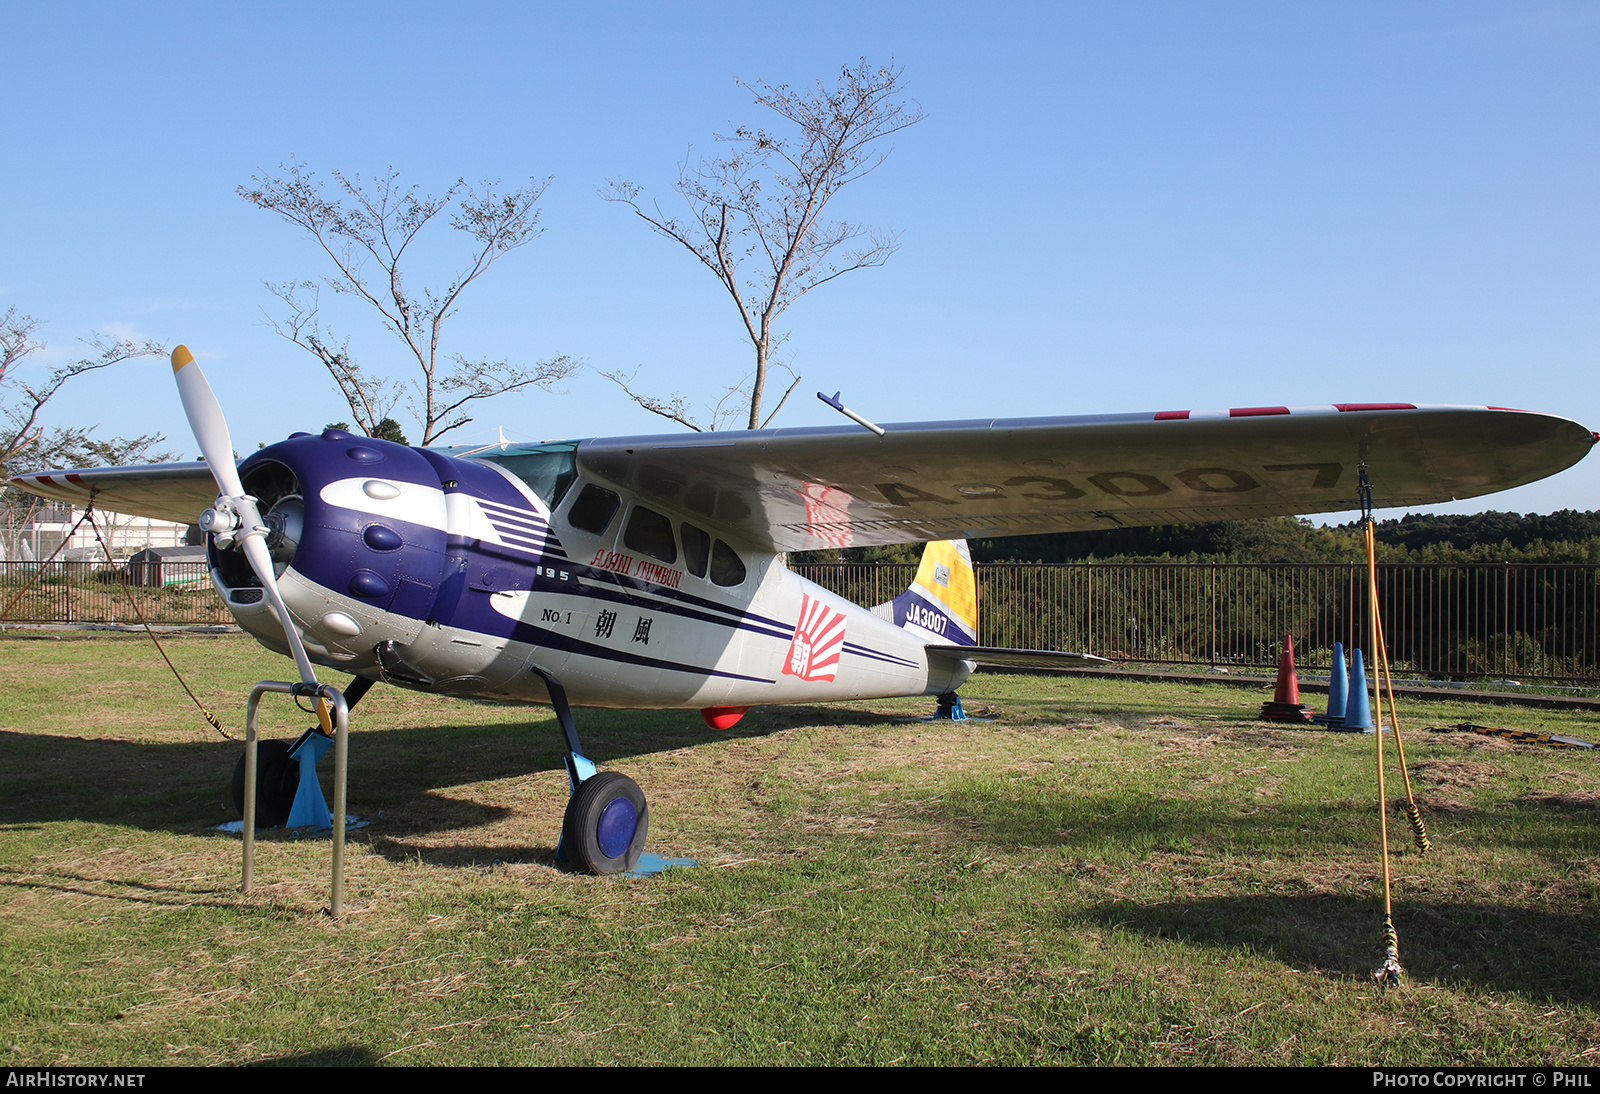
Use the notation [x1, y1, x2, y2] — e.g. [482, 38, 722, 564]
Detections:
[5, 1, 1597, 519]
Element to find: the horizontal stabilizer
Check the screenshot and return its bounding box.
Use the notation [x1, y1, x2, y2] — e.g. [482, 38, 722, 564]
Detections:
[925, 645, 1111, 671]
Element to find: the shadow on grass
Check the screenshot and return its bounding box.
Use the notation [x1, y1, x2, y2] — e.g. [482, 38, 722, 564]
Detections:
[250, 1044, 381, 1066]
[1075, 894, 1600, 1005]
[0, 703, 894, 834]
[365, 835, 560, 869]
[0, 863, 243, 909]
[925, 774, 1600, 862]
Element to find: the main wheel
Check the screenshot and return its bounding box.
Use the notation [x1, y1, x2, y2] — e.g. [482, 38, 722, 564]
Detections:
[231, 740, 300, 828]
[561, 771, 649, 875]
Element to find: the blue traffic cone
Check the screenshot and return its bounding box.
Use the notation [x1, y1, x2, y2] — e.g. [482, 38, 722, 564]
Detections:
[1314, 641, 1348, 725]
[1339, 647, 1376, 732]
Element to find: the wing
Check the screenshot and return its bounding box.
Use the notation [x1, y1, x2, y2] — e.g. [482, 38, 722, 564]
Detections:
[575, 403, 1596, 552]
[8, 462, 218, 524]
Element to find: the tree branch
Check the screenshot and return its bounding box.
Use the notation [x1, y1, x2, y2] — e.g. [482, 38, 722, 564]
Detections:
[598, 367, 707, 431]
[243, 162, 569, 444]
[602, 59, 923, 431]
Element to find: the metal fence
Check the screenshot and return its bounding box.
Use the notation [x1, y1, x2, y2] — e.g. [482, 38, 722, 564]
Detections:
[7, 558, 1598, 685]
[0, 561, 233, 626]
[793, 561, 1600, 685]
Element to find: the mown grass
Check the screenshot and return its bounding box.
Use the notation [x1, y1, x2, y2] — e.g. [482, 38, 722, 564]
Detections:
[2, 634, 1598, 1065]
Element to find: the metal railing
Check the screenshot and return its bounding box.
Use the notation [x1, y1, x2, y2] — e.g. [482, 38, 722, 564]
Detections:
[793, 561, 1600, 685]
[0, 561, 233, 626]
[7, 558, 1598, 684]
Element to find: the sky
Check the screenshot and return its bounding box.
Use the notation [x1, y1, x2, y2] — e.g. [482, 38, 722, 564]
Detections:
[4, 1, 1597, 521]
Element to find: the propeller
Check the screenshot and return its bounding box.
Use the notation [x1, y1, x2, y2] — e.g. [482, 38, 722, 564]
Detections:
[172, 345, 332, 733]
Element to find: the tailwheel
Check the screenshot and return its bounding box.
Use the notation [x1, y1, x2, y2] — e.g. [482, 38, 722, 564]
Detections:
[562, 771, 649, 875]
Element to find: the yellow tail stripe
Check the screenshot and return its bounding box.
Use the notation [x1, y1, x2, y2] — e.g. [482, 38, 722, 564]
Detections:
[912, 540, 978, 635]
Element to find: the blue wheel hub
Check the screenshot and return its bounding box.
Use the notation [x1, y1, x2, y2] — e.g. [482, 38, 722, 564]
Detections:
[596, 797, 639, 859]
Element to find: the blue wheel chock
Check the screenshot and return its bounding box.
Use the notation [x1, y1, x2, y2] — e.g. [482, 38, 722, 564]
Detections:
[285, 727, 334, 829]
[893, 690, 993, 724]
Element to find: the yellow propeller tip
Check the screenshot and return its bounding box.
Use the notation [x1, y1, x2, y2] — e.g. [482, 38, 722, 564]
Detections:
[170, 345, 194, 373]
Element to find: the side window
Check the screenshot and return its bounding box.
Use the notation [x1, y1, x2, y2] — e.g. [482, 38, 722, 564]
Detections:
[624, 506, 678, 564]
[709, 540, 747, 587]
[680, 523, 710, 578]
[567, 483, 620, 536]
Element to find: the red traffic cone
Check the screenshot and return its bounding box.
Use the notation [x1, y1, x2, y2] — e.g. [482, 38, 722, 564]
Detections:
[1260, 633, 1314, 722]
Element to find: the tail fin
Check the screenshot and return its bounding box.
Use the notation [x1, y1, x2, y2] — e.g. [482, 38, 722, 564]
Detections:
[871, 540, 978, 646]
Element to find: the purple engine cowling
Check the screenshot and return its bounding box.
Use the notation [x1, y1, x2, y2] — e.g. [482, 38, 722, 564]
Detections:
[210, 427, 449, 639]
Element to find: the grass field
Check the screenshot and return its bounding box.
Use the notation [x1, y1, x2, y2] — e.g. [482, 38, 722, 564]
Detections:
[3, 633, 1599, 1065]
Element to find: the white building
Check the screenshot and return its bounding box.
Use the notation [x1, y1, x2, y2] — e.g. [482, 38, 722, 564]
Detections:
[1, 504, 197, 563]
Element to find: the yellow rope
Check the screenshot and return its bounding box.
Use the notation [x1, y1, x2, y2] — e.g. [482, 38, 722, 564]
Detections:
[1376, 914, 1404, 990]
[1365, 522, 1432, 856]
[1434, 722, 1596, 749]
[1363, 513, 1401, 986]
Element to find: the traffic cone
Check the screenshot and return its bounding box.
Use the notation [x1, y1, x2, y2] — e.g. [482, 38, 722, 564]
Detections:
[1260, 633, 1314, 722]
[1313, 641, 1348, 725]
[1338, 647, 1376, 732]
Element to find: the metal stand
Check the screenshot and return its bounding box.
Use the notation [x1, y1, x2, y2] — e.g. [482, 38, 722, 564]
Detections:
[242, 681, 350, 918]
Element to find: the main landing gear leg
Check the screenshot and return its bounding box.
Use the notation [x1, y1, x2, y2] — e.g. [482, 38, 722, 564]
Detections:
[529, 667, 649, 876]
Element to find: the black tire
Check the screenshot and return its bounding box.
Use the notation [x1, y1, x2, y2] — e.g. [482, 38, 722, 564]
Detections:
[231, 740, 300, 828]
[561, 771, 649, 875]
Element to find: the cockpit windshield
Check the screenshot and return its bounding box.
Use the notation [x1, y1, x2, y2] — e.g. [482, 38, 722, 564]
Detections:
[461, 440, 580, 509]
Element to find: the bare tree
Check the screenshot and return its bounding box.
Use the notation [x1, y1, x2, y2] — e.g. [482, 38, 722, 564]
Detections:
[2, 309, 167, 471]
[605, 59, 924, 431]
[1, 308, 169, 530]
[241, 162, 578, 445]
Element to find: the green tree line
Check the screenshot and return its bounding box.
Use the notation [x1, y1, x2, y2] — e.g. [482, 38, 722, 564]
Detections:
[795, 511, 1600, 567]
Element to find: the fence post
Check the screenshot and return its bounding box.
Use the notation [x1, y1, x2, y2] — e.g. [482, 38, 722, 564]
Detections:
[1503, 560, 1511, 679]
[1085, 560, 1094, 657]
[1208, 562, 1217, 666]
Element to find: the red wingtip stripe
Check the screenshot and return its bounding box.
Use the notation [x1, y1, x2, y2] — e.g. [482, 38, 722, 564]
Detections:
[1229, 406, 1290, 417]
[1486, 406, 1527, 413]
[1153, 410, 1189, 420]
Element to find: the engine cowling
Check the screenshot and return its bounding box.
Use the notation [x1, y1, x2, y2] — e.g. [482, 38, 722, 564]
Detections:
[211, 428, 450, 670]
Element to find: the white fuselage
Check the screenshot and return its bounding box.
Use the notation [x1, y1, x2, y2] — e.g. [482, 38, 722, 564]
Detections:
[219, 456, 968, 711]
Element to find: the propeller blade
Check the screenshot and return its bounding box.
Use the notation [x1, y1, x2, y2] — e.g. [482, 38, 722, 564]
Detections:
[240, 533, 321, 685]
[170, 346, 331, 732]
[171, 346, 244, 498]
